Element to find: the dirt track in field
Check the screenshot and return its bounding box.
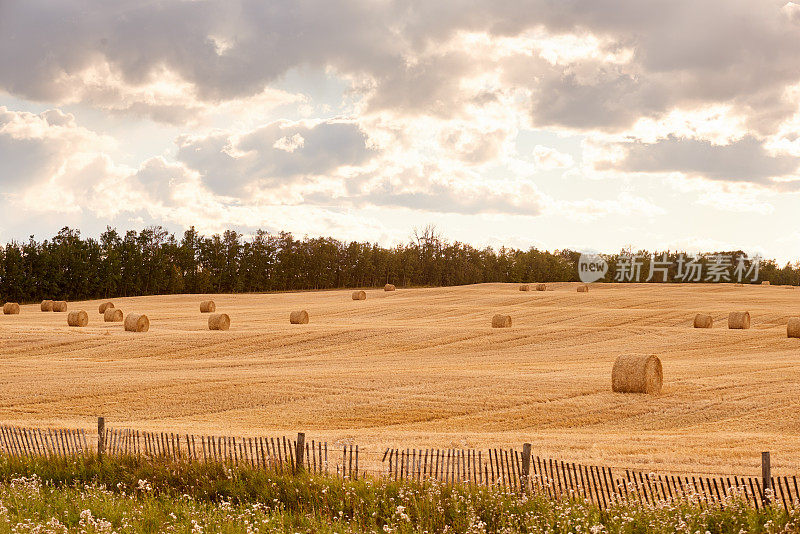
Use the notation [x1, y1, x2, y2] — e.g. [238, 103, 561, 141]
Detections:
[1, 283, 799, 476]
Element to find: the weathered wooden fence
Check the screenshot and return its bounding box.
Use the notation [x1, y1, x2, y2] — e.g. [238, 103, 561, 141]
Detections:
[103, 428, 334, 473]
[382, 447, 794, 510]
[0, 422, 345, 477]
[0, 421, 793, 509]
[0, 425, 90, 458]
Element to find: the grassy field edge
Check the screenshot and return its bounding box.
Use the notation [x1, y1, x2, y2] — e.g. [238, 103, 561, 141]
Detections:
[0, 454, 796, 533]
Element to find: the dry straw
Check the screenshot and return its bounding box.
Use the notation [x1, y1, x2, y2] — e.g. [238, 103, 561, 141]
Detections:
[67, 310, 88, 327]
[98, 302, 114, 314]
[2, 303, 20, 315]
[352, 290, 366, 300]
[290, 310, 309, 324]
[535, 283, 546, 291]
[124, 314, 150, 332]
[200, 301, 216, 313]
[384, 284, 396, 292]
[104, 308, 123, 322]
[519, 284, 530, 291]
[40, 300, 54, 312]
[491, 314, 512, 328]
[788, 318, 800, 339]
[52, 301, 67, 312]
[693, 313, 713, 329]
[762, 280, 771, 285]
[208, 313, 230, 330]
[577, 284, 589, 293]
[728, 311, 751, 329]
[611, 354, 662, 395]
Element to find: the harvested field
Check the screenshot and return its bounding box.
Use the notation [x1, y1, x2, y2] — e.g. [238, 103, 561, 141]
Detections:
[1, 283, 800, 476]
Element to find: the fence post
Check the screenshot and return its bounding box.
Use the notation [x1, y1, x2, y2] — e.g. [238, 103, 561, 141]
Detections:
[762, 451, 771, 505]
[296, 432, 305, 473]
[521, 443, 532, 492]
[97, 417, 105, 461]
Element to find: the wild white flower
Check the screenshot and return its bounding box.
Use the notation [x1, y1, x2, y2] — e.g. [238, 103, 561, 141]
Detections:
[395, 504, 410, 522]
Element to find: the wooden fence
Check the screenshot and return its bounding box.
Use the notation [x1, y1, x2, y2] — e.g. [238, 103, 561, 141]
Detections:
[0, 423, 343, 476]
[382, 447, 795, 510]
[0, 425, 90, 458]
[0, 421, 794, 509]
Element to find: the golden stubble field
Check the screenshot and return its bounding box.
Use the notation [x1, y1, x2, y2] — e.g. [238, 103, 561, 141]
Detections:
[1, 283, 799, 476]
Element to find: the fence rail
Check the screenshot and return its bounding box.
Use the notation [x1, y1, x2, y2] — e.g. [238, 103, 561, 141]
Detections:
[0, 421, 792, 509]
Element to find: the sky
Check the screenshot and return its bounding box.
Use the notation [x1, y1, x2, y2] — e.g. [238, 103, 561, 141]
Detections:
[2, 1, 800, 262]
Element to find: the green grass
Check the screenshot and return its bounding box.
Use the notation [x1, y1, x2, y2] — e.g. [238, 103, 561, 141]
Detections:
[0, 454, 796, 533]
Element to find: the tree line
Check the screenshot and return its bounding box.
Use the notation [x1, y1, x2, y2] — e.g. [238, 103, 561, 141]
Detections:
[0, 225, 798, 302]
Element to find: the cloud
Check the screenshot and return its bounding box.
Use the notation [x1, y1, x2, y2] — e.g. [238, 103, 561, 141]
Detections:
[438, 125, 509, 165]
[533, 145, 574, 170]
[0, 1, 403, 109]
[3, 0, 799, 135]
[176, 119, 377, 196]
[5, 1, 800, 259]
[665, 174, 776, 214]
[0, 106, 114, 192]
[595, 135, 800, 183]
[351, 172, 547, 216]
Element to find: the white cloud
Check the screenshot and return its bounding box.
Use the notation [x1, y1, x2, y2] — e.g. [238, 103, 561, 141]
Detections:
[273, 133, 305, 153]
[533, 145, 574, 170]
[0, 106, 115, 193]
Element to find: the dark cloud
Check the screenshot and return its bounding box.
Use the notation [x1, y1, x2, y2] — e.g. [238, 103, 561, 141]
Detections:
[4, 0, 800, 134]
[4, 0, 800, 196]
[0, 0, 404, 103]
[176, 120, 376, 196]
[598, 135, 800, 182]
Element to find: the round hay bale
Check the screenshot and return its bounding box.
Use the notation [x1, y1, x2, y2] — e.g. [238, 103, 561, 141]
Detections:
[200, 300, 216, 313]
[67, 310, 88, 327]
[491, 314, 512, 328]
[535, 283, 546, 291]
[40, 300, 54, 312]
[788, 318, 800, 338]
[577, 284, 589, 293]
[519, 284, 530, 291]
[98, 302, 114, 314]
[52, 301, 67, 312]
[208, 313, 230, 330]
[611, 354, 662, 395]
[762, 280, 771, 285]
[728, 311, 751, 329]
[352, 290, 366, 300]
[693, 313, 713, 329]
[384, 284, 396, 292]
[290, 310, 309, 324]
[104, 308, 123, 322]
[124, 314, 149, 332]
[2, 302, 20, 315]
